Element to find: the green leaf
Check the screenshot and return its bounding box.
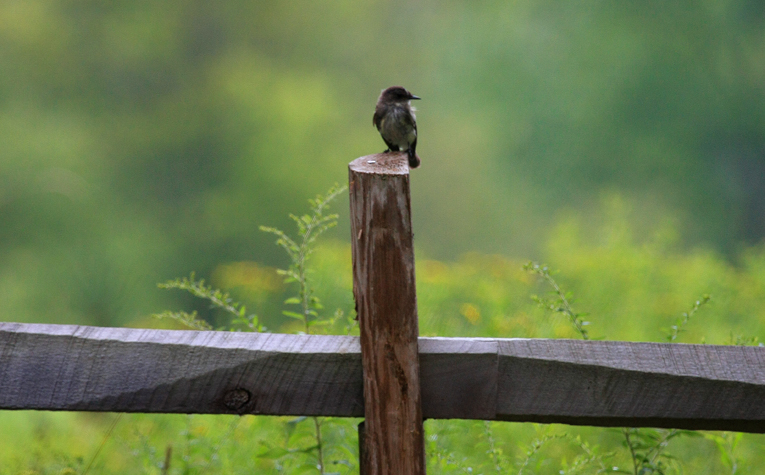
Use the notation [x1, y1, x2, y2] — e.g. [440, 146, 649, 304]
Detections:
[287, 416, 308, 425]
[257, 446, 290, 460]
[292, 463, 321, 475]
[283, 311, 305, 320]
[307, 319, 333, 327]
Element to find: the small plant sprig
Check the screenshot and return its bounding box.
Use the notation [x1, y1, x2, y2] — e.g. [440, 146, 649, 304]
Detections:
[524, 262, 591, 340]
[621, 427, 693, 475]
[562, 436, 613, 475]
[483, 421, 507, 473]
[664, 294, 711, 342]
[621, 293, 714, 475]
[514, 429, 613, 475]
[704, 432, 742, 474]
[726, 332, 763, 347]
[523, 263, 713, 474]
[516, 432, 566, 475]
[259, 184, 348, 475]
[154, 185, 350, 475]
[260, 183, 347, 334]
[155, 272, 263, 332]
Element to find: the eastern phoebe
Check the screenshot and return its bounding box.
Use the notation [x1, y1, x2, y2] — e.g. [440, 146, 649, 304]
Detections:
[373, 86, 421, 168]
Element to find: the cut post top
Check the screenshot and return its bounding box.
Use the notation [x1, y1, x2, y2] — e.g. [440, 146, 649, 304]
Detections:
[349, 151, 410, 175]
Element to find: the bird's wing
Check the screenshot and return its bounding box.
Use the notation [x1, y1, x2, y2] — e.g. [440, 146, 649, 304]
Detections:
[402, 110, 417, 147]
[405, 110, 418, 154]
[402, 110, 417, 136]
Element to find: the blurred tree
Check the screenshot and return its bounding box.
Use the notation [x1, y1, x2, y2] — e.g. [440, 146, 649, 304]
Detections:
[0, 0, 763, 325]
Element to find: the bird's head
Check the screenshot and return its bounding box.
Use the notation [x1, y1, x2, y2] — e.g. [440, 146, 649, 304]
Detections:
[378, 86, 420, 105]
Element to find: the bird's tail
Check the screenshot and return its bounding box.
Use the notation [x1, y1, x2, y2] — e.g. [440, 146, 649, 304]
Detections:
[407, 149, 420, 169]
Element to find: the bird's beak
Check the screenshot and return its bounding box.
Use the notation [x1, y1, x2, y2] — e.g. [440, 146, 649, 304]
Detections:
[410, 95, 421, 100]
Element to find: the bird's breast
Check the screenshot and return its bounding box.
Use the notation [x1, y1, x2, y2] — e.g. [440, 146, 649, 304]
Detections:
[380, 107, 416, 150]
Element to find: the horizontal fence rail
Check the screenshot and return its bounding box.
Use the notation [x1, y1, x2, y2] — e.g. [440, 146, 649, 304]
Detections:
[1, 323, 764, 432]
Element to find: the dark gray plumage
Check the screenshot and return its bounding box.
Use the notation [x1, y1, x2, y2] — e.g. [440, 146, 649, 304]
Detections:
[373, 86, 421, 168]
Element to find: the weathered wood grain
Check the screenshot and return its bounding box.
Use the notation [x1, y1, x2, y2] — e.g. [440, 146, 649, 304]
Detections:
[0, 323, 495, 420]
[0, 323, 364, 416]
[496, 338, 765, 432]
[2, 324, 765, 432]
[419, 337, 497, 420]
[349, 152, 425, 475]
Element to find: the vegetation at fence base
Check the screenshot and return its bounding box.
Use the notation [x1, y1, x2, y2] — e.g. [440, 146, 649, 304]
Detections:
[3, 194, 765, 474]
[525, 260, 713, 474]
[153, 185, 354, 475]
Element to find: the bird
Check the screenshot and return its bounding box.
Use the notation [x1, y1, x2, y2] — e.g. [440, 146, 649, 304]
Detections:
[373, 86, 421, 168]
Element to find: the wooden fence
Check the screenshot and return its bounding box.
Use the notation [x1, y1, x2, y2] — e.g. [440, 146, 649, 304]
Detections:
[1, 152, 764, 475]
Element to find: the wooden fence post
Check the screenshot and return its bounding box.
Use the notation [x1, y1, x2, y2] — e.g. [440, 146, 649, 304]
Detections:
[349, 152, 425, 475]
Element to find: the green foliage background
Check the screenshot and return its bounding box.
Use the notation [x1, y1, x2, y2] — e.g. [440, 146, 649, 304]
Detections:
[2, 0, 765, 473]
[2, 0, 765, 326]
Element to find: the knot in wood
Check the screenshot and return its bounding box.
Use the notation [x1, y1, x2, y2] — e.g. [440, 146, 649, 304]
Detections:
[223, 388, 251, 410]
